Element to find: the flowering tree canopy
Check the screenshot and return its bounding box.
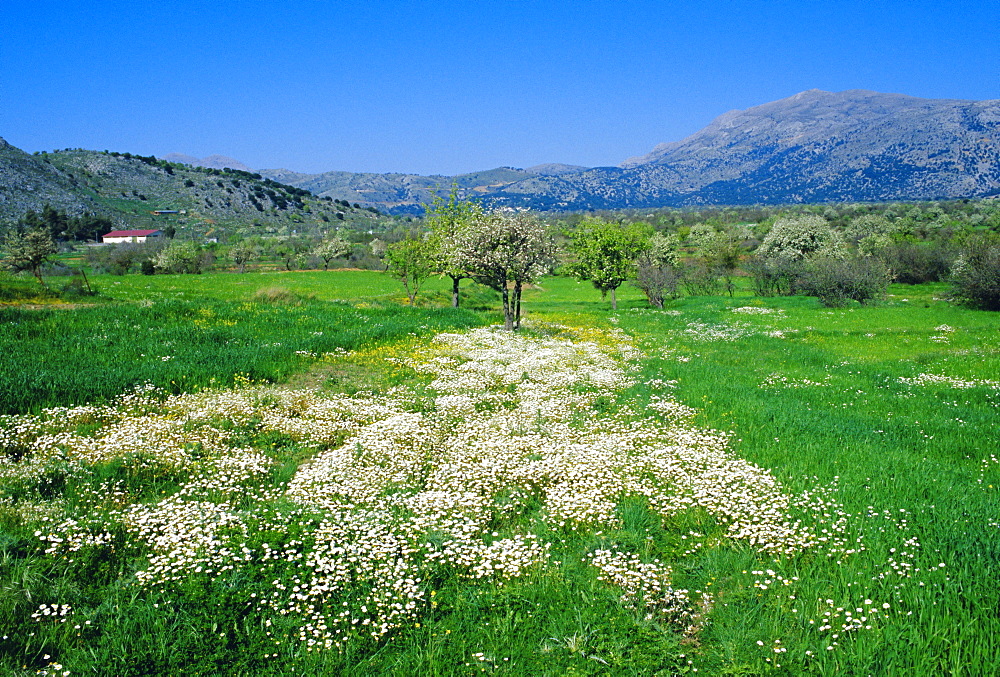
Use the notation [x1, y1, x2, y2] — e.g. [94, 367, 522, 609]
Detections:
[153, 240, 206, 274]
[312, 236, 351, 270]
[757, 215, 844, 262]
[229, 238, 261, 273]
[450, 210, 558, 330]
[0, 228, 58, 287]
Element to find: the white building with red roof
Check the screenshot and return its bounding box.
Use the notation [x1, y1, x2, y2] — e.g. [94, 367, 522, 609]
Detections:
[101, 229, 164, 244]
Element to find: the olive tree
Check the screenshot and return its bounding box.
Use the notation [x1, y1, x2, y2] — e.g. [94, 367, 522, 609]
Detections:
[450, 210, 558, 330]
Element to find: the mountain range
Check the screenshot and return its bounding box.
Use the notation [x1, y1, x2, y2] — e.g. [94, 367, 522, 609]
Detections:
[248, 89, 1000, 213]
[3, 89, 1000, 226]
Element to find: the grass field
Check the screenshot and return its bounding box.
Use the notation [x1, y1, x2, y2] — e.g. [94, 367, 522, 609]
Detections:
[1, 269, 998, 675]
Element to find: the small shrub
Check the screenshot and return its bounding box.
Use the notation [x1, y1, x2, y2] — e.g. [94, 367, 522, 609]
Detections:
[880, 241, 955, 284]
[745, 255, 800, 296]
[634, 263, 680, 309]
[251, 286, 306, 305]
[797, 254, 891, 307]
[680, 260, 721, 296]
[59, 275, 98, 298]
[949, 235, 1000, 310]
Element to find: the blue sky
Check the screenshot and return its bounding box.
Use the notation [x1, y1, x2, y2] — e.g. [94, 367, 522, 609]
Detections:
[3, 0, 998, 175]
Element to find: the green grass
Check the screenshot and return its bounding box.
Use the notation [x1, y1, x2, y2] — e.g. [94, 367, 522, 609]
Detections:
[0, 293, 484, 415]
[2, 271, 1000, 675]
[609, 287, 1000, 675]
[87, 269, 489, 305]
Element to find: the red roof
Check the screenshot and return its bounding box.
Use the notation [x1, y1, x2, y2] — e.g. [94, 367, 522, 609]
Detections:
[102, 230, 162, 238]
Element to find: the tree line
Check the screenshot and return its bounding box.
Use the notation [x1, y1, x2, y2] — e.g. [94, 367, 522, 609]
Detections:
[4, 194, 1000, 317]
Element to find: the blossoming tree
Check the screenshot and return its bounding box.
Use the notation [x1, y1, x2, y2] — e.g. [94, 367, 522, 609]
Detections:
[450, 209, 558, 330]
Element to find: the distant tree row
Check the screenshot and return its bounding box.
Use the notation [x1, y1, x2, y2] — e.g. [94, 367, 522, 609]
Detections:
[384, 193, 1000, 317]
[5, 192, 1000, 313]
[15, 205, 112, 243]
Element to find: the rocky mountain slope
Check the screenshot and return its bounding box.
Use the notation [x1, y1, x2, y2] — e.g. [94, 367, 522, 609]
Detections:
[259, 89, 1000, 213]
[6, 89, 1000, 221]
[0, 140, 384, 236]
[615, 89, 1000, 204]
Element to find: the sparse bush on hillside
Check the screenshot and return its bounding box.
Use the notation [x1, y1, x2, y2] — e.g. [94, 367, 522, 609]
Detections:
[949, 235, 1000, 310]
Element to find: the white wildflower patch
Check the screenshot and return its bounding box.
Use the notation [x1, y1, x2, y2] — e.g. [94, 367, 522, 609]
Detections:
[760, 373, 832, 390]
[731, 306, 785, 316]
[898, 373, 1000, 389]
[587, 548, 696, 626]
[680, 321, 757, 342]
[4, 322, 849, 654]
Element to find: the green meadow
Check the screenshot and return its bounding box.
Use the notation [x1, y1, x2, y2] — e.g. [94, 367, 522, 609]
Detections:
[1, 269, 998, 676]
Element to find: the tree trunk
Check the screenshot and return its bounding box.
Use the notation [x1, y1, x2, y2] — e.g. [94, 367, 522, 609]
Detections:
[502, 287, 513, 331]
[611, 286, 617, 311]
[451, 275, 460, 308]
[514, 283, 522, 330]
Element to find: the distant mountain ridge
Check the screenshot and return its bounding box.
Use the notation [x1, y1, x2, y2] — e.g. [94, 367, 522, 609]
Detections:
[254, 89, 1000, 213]
[161, 153, 254, 172]
[614, 89, 1000, 203]
[5, 89, 1000, 220]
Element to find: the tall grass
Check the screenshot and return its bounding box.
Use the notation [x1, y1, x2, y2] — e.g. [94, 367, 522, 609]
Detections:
[0, 298, 483, 414]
